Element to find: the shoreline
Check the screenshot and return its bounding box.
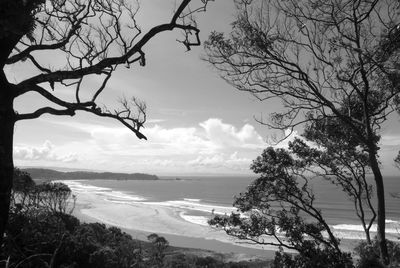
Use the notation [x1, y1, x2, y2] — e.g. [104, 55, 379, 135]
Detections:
[72, 199, 364, 261]
[71, 191, 276, 261]
[66, 179, 399, 263]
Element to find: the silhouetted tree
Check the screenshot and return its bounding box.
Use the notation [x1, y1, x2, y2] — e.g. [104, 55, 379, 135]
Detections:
[0, 0, 212, 247]
[210, 147, 353, 268]
[12, 168, 35, 192]
[300, 118, 376, 244]
[205, 0, 400, 263]
[33, 182, 76, 214]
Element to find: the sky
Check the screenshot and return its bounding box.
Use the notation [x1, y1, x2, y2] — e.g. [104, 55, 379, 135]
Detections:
[7, 0, 400, 176]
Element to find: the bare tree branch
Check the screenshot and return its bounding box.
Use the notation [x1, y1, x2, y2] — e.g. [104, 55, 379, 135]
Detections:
[7, 0, 211, 140]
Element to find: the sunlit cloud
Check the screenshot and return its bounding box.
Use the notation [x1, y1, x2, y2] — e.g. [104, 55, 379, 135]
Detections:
[199, 118, 265, 149]
[14, 118, 267, 174]
[381, 134, 400, 147]
[49, 117, 266, 156]
[188, 152, 253, 171]
[267, 129, 301, 149]
[14, 140, 78, 163]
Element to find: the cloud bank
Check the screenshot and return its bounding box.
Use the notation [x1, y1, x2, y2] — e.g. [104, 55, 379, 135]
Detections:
[14, 118, 267, 174]
[14, 140, 78, 163]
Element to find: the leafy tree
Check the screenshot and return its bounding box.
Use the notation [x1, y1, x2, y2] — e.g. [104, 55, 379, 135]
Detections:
[194, 256, 226, 268]
[5, 209, 143, 268]
[4, 171, 267, 267]
[164, 253, 196, 268]
[12, 168, 35, 192]
[205, 0, 400, 263]
[354, 239, 400, 268]
[300, 118, 376, 243]
[147, 233, 169, 268]
[89, 247, 119, 268]
[209, 146, 353, 268]
[11, 168, 36, 213]
[11, 181, 75, 218]
[34, 182, 76, 215]
[0, 0, 212, 247]
[210, 119, 378, 264]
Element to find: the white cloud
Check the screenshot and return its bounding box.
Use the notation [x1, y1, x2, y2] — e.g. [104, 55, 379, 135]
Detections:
[267, 129, 301, 149]
[200, 118, 265, 149]
[268, 129, 320, 150]
[188, 152, 253, 171]
[146, 119, 166, 124]
[381, 134, 400, 147]
[62, 118, 266, 157]
[14, 118, 268, 174]
[14, 141, 78, 163]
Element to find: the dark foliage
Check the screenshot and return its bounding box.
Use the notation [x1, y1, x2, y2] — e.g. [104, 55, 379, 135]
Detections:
[2, 170, 269, 267]
[272, 247, 353, 268]
[0, 0, 211, 249]
[209, 146, 354, 268]
[23, 168, 159, 182]
[355, 240, 400, 268]
[13, 168, 35, 192]
[205, 0, 400, 263]
[147, 233, 169, 267]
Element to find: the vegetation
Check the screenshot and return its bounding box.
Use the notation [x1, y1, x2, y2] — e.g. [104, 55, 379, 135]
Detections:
[3, 0, 399, 266]
[1, 169, 270, 268]
[0, 0, 211, 246]
[209, 143, 399, 267]
[210, 146, 354, 268]
[205, 0, 400, 264]
[354, 239, 400, 268]
[23, 168, 159, 183]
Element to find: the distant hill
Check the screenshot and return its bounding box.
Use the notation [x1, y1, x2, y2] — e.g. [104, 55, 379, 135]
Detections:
[23, 168, 159, 182]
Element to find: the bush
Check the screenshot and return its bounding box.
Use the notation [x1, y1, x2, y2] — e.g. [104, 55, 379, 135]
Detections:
[89, 247, 119, 268]
[355, 240, 400, 268]
[4, 170, 271, 268]
[164, 253, 196, 268]
[272, 247, 353, 268]
[13, 168, 35, 192]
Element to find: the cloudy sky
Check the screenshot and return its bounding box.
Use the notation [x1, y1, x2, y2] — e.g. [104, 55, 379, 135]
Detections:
[8, 0, 400, 175]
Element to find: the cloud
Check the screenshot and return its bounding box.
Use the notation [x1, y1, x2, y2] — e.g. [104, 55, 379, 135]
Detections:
[265, 129, 300, 149]
[200, 118, 265, 149]
[70, 118, 266, 157]
[14, 141, 78, 163]
[16, 118, 268, 173]
[267, 128, 321, 150]
[381, 134, 400, 147]
[146, 119, 166, 124]
[188, 152, 253, 171]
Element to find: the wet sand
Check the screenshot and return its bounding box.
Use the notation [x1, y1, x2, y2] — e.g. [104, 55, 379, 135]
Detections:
[71, 190, 276, 261]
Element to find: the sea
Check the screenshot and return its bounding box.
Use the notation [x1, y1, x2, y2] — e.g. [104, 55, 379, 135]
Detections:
[62, 175, 400, 246]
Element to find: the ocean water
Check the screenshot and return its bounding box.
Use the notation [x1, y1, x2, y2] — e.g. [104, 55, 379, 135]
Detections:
[64, 175, 400, 242]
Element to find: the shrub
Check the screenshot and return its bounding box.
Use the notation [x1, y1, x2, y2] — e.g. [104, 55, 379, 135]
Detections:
[355, 239, 400, 268]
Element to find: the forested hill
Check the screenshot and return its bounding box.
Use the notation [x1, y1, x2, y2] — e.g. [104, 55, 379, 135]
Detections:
[22, 168, 159, 182]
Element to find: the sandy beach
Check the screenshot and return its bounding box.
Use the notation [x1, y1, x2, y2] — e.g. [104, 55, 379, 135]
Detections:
[71, 187, 276, 261]
[66, 179, 391, 262]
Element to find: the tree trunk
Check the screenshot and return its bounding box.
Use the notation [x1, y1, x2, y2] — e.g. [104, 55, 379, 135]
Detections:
[369, 150, 389, 264]
[0, 72, 15, 249]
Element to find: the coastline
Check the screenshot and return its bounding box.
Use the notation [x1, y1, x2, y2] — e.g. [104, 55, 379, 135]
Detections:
[71, 189, 276, 262]
[71, 194, 364, 261]
[66, 178, 398, 262]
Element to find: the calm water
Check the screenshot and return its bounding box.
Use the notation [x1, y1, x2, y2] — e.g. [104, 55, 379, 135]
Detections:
[67, 175, 400, 240]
